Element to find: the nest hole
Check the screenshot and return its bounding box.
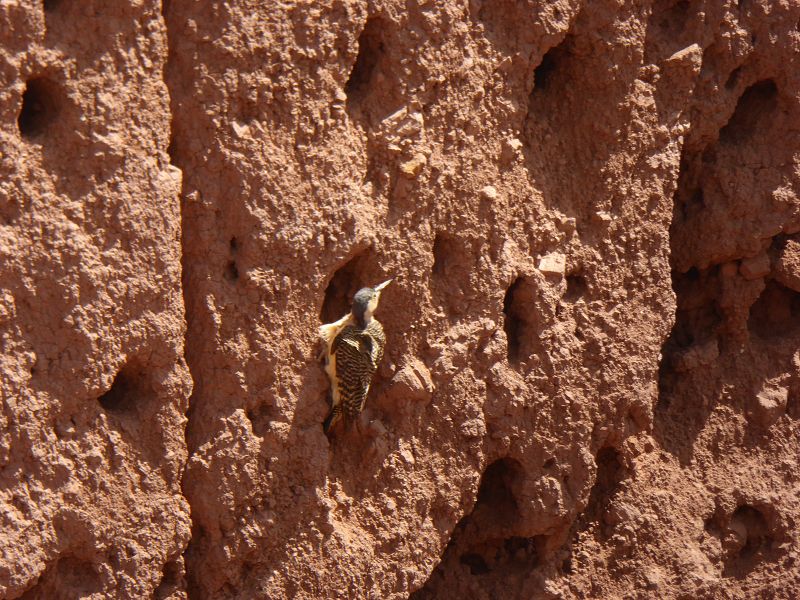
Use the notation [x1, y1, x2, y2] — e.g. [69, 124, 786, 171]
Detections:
[565, 273, 587, 302]
[18, 77, 62, 138]
[532, 44, 559, 93]
[225, 260, 239, 282]
[411, 458, 545, 597]
[668, 267, 721, 348]
[154, 559, 184, 600]
[719, 79, 778, 145]
[593, 447, 623, 499]
[731, 505, 770, 559]
[721, 504, 778, 578]
[321, 251, 376, 323]
[246, 403, 276, 438]
[503, 277, 539, 363]
[748, 279, 800, 339]
[432, 233, 456, 280]
[345, 17, 385, 110]
[580, 447, 624, 536]
[98, 361, 150, 414]
[475, 457, 524, 522]
[459, 552, 490, 575]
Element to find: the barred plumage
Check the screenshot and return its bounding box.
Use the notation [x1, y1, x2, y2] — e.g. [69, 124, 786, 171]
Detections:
[319, 280, 391, 433]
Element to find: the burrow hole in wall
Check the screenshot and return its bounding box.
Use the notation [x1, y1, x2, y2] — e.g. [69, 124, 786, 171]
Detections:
[224, 237, 239, 283]
[225, 261, 239, 281]
[462, 458, 544, 575]
[725, 66, 743, 90]
[431, 232, 456, 281]
[18, 77, 62, 139]
[43, 0, 62, 12]
[565, 271, 587, 302]
[410, 458, 542, 597]
[719, 79, 778, 145]
[154, 558, 183, 600]
[246, 402, 277, 438]
[475, 457, 524, 524]
[708, 504, 777, 578]
[582, 447, 624, 537]
[320, 250, 377, 323]
[345, 17, 386, 113]
[532, 42, 561, 96]
[731, 506, 770, 560]
[98, 360, 151, 414]
[20, 555, 102, 600]
[503, 277, 540, 364]
[166, 134, 178, 165]
[525, 36, 572, 137]
[748, 279, 800, 339]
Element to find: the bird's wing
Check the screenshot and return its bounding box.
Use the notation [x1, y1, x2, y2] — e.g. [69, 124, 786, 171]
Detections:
[331, 329, 376, 416]
[319, 313, 353, 353]
[358, 332, 381, 411]
[367, 322, 385, 369]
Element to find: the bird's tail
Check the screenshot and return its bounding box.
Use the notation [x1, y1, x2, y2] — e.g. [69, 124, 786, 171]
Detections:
[323, 406, 341, 434]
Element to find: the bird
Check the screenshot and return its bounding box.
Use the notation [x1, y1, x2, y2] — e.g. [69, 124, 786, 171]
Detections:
[319, 279, 392, 434]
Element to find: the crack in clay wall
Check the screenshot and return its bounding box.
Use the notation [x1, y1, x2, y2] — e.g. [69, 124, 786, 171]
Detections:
[161, 0, 195, 595]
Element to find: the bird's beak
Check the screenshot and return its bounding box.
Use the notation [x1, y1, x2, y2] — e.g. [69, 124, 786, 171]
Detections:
[374, 279, 393, 292]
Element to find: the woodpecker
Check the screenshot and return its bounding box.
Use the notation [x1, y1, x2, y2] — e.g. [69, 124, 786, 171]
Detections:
[319, 279, 392, 433]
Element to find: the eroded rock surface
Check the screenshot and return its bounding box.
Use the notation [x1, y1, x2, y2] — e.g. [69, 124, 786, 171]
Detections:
[0, 1, 191, 598]
[2, 0, 799, 598]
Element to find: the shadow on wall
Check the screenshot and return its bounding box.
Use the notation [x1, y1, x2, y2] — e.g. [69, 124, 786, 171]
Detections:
[656, 72, 796, 464]
[411, 458, 551, 598]
[19, 555, 102, 600]
[653, 266, 723, 465]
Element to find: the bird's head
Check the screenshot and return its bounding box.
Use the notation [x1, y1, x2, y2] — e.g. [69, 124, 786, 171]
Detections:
[352, 279, 392, 326]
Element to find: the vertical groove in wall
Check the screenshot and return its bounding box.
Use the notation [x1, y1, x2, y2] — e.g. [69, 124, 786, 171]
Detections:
[161, 1, 199, 594]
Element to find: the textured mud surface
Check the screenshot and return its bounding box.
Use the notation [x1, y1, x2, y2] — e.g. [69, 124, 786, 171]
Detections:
[1, 1, 799, 598]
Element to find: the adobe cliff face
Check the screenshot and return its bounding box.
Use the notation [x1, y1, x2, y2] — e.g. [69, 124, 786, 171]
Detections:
[2, 1, 799, 598]
[0, 2, 190, 598]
